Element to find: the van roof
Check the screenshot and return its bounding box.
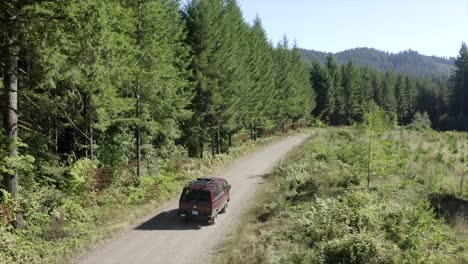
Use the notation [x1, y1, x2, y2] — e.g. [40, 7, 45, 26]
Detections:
[186, 177, 224, 190]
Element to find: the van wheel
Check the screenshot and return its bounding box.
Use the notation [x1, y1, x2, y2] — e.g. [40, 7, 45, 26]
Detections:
[211, 213, 218, 225]
[221, 202, 228, 214]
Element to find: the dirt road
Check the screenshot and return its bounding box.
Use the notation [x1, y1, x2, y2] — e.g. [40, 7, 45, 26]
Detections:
[78, 133, 310, 264]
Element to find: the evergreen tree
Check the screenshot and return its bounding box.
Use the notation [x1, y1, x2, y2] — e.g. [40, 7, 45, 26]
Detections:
[448, 42, 468, 129]
[134, 0, 192, 173]
[359, 66, 375, 104]
[273, 37, 314, 130]
[1, 0, 24, 228]
[211, 0, 247, 151]
[325, 55, 343, 125]
[371, 70, 383, 106]
[395, 73, 408, 124]
[183, 0, 223, 157]
[310, 60, 333, 122]
[341, 61, 360, 123]
[403, 75, 416, 123]
[381, 71, 397, 124]
[290, 43, 315, 122]
[243, 16, 276, 138]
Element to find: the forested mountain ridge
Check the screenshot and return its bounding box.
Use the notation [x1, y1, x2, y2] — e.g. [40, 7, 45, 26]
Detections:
[301, 47, 455, 79]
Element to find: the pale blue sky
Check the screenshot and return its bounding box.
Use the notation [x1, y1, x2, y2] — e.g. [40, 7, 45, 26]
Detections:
[238, 0, 468, 58]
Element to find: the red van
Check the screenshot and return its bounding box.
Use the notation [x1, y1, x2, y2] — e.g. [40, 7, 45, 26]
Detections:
[178, 178, 231, 224]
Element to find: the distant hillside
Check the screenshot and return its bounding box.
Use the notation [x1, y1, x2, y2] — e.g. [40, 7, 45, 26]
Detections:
[301, 47, 455, 79]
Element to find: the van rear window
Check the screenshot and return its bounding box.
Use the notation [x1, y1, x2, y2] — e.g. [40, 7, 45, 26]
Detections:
[183, 190, 211, 201]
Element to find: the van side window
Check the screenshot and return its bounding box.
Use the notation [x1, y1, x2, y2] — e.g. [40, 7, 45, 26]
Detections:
[214, 184, 224, 197]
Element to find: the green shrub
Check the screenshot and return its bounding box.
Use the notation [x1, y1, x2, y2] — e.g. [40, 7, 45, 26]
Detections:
[319, 233, 394, 264]
[67, 158, 97, 196]
[0, 189, 19, 225]
[407, 112, 432, 131]
[95, 128, 135, 167]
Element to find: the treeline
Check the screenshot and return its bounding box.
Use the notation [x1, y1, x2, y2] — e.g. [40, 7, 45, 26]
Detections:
[0, 0, 313, 228]
[310, 45, 468, 130]
[302, 47, 455, 81]
[181, 0, 313, 158]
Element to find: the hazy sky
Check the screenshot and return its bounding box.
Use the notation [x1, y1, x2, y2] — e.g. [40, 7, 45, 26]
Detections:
[238, 0, 468, 58]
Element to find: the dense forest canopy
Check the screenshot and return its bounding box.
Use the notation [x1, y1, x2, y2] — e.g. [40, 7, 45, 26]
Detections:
[302, 47, 455, 80]
[0, 0, 466, 241]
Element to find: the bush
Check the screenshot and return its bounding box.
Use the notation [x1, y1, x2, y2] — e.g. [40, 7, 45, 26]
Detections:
[67, 158, 97, 196]
[0, 189, 19, 226]
[95, 128, 135, 167]
[319, 233, 394, 264]
[407, 112, 432, 131]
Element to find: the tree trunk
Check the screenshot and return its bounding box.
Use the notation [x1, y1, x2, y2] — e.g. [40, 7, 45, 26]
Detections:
[89, 116, 94, 160]
[211, 133, 215, 157]
[136, 83, 141, 177]
[54, 92, 58, 154]
[227, 132, 231, 154]
[461, 134, 466, 195]
[216, 123, 220, 155]
[367, 135, 372, 189]
[2, 3, 24, 228]
[87, 93, 94, 160]
[250, 124, 253, 140]
[135, 0, 142, 177]
[199, 127, 204, 159]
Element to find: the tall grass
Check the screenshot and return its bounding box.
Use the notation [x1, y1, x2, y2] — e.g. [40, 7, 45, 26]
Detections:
[217, 128, 467, 264]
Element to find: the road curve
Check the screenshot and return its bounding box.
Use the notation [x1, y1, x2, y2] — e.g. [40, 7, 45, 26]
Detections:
[78, 133, 310, 264]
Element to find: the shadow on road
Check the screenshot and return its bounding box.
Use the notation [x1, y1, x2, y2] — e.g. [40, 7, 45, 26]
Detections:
[135, 209, 210, 231]
[248, 173, 273, 181]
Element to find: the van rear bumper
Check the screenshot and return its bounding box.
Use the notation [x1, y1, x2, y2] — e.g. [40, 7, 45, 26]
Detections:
[179, 210, 212, 220]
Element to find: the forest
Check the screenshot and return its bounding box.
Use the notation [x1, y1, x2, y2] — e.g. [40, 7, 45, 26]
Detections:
[0, 0, 467, 262]
[302, 47, 455, 80]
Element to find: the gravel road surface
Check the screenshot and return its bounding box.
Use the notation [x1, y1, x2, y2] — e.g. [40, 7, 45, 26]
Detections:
[78, 133, 310, 264]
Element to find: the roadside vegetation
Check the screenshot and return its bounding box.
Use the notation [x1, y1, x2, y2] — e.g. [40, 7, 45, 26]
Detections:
[217, 106, 467, 264]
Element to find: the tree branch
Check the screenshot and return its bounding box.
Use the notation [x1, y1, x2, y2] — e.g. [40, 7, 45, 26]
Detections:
[51, 97, 91, 141]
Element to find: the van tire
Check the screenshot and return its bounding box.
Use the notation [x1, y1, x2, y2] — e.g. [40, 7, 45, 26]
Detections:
[211, 213, 218, 225]
[221, 202, 228, 213]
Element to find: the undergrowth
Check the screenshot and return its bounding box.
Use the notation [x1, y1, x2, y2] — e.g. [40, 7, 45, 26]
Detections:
[217, 127, 467, 264]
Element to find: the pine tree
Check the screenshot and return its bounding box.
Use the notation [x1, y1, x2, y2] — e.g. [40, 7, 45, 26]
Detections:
[133, 0, 192, 171]
[403, 76, 416, 123]
[273, 37, 314, 130]
[310, 60, 333, 122]
[183, 0, 223, 157]
[371, 70, 383, 106]
[243, 16, 276, 138]
[449, 42, 468, 129]
[381, 71, 397, 124]
[1, 0, 23, 228]
[290, 43, 315, 123]
[211, 0, 247, 151]
[325, 56, 343, 125]
[395, 73, 407, 124]
[341, 61, 360, 123]
[360, 66, 375, 103]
